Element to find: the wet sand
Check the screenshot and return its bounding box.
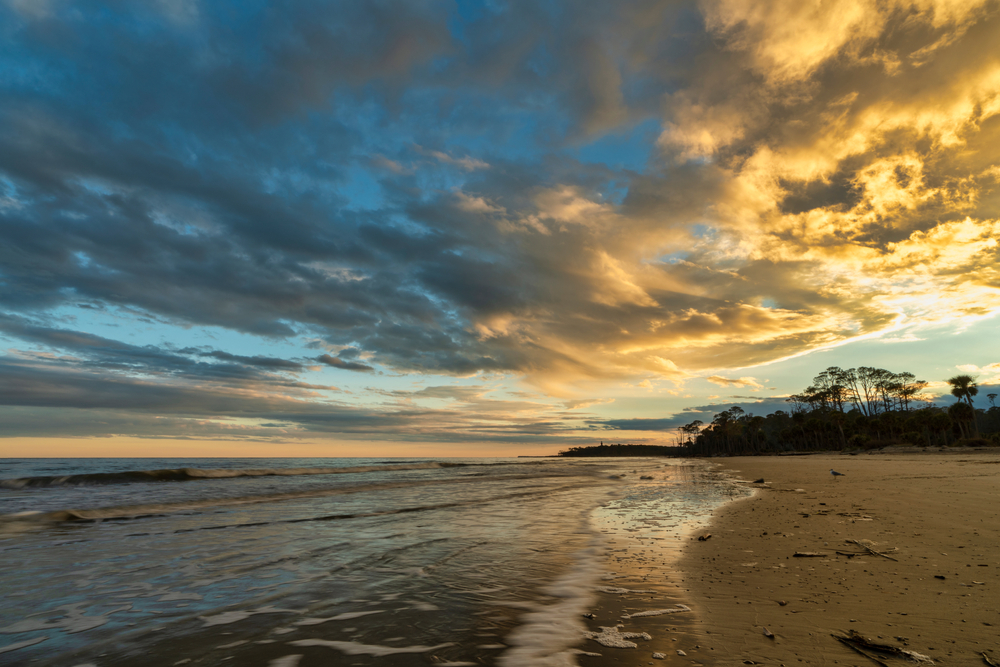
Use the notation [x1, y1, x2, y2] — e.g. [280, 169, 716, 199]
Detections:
[679, 451, 1000, 665]
[579, 541, 707, 666]
[578, 463, 743, 666]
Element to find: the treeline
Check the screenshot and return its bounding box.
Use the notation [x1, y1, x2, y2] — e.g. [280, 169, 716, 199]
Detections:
[786, 366, 929, 415]
[676, 367, 1000, 457]
[558, 443, 677, 457]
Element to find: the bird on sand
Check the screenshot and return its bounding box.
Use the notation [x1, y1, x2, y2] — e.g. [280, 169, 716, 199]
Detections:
[830, 469, 845, 480]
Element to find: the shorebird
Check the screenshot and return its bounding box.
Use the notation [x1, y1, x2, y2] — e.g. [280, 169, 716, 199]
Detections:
[830, 469, 845, 480]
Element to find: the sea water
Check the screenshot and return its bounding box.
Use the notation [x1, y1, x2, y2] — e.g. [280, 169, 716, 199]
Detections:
[0, 457, 744, 666]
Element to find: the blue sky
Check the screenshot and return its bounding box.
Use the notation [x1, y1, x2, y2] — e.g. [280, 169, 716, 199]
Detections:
[1, 0, 998, 456]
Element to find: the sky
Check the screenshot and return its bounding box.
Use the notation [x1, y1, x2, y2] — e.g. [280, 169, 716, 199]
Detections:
[1, 0, 999, 457]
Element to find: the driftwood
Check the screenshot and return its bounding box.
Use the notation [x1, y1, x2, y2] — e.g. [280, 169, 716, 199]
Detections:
[846, 539, 899, 562]
[834, 635, 891, 667]
[793, 552, 829, 557]
[832, 630, 934, 664]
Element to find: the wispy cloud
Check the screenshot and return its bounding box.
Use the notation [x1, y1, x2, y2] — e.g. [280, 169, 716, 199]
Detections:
[706, 376, 764, 389]
[317, 354, 375, 373]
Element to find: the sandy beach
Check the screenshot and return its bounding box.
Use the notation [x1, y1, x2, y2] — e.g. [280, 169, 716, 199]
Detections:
[678, 450, 1000, 666]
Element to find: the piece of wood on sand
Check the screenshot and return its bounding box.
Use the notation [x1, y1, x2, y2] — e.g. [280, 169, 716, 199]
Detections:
[832, 630, 933, 665]
[846, 539, 899, 562]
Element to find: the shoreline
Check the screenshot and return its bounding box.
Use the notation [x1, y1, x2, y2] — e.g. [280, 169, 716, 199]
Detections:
[576, 460, 746, 667]
[678, 450, 1000, 665]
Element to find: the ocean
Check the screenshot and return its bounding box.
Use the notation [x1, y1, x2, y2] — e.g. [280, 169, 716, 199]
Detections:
[0, 457, 746, 666]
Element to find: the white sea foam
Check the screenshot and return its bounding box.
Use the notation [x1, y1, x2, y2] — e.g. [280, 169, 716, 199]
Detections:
[158, 592, 203, 602]
[294, 610, 384, 625]
[0, 604, 129, 635]
[620, 605, 690, 619]
[0, 619, 52, 634]
[497, 520, 607, 667]
[596, 586, 655, 594]
[266, 655, 302, 667]
[289, 639, 454, 656]
[407, 600, 440, 611]
[0, 636, 48, 654]
[568, 649, 602, 658]
[583, 626, 651, 649]
[458, 586, 507, 594]
[200, 606, 293, 627]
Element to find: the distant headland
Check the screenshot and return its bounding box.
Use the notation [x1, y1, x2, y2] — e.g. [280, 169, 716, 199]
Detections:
[558, 442, 675, 457]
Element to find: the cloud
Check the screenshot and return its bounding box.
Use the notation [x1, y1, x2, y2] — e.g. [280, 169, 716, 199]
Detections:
[197, 350, 304, 371]
[0, 313, 307, 382]
[955, 362, 1000, 385]
[706, 375, 764, 389]
[316, 354, 375, 373]
[415, 145, 490, 171]
[594, 396, 799, 431]
[0, 354, 607, 444]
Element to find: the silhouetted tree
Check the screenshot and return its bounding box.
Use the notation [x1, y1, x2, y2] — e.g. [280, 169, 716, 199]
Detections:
[669, 367, 995, 457]
[948, 401, 976, 440]
[948, 375, 980, 436]
[856, 367, 884, 416]
[895, 373, 929, 411]
[948, 374, 979, 407]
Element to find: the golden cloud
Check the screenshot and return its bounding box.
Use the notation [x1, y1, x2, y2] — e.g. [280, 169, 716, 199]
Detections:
[706, 375, 764, 389]
[457, 2, 1000, 391]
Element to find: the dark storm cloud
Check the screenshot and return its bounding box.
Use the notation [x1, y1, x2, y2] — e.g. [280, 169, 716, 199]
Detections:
[0, 313, 304, 380]
[595, 397, 800, 431]
[0, 356, 601, 444]
[0, 0, 696, 384]
[596, 417, 687, 431]
[197, 350, 304, 371]
[316, 354, 375, 373]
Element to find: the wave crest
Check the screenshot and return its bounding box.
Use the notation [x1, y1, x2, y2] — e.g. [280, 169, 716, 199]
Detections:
[0, 462, 455, 489]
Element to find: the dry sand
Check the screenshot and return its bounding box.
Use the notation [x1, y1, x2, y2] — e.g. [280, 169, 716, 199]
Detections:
[678, 450, 1000, 666]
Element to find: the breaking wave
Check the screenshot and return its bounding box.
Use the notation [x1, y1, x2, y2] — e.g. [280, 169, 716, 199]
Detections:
[0, 462, 462, 489]
[0, 473, 594, 533]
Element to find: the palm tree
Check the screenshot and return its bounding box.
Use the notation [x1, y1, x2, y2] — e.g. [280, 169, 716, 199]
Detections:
[930, 411, 952, 446]
[947, 374, 980, 437]
[948, 402, 975, 440]
[947, 374, 979, 406]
